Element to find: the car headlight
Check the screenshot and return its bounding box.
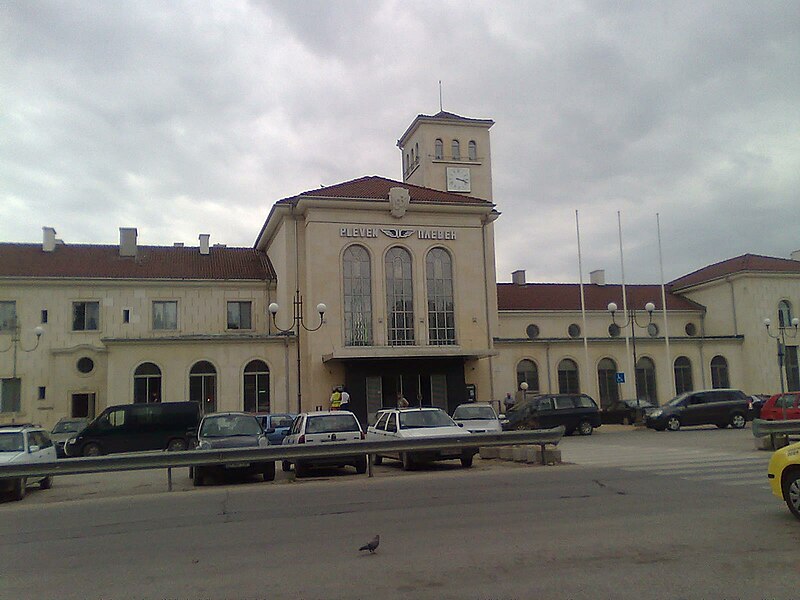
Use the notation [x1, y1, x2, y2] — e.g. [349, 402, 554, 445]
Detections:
[649, 410, 663, 418]
[198, 440, 211, 450]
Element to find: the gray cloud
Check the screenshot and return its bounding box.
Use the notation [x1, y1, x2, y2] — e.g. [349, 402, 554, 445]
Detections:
[1, 0, 798, 283]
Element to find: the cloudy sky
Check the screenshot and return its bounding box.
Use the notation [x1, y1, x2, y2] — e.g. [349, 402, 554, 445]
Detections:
[2, 1, 798, 284]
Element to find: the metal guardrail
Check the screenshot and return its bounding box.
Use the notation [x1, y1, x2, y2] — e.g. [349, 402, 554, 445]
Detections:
[752, 418, 800, 438]
[0, 427, 564, 480]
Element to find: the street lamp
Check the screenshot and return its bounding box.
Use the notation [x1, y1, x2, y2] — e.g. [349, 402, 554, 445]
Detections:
[608, 301, 656, 417]
[1, 319, 45, 377]
[764, 316, 800, 419]
[269, 291, 326, 413]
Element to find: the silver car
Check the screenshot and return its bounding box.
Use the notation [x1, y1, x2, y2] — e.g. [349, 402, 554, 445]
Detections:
[452, 402, 502, 434]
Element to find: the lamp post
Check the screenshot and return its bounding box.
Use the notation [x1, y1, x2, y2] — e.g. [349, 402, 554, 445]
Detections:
[1, 319, 45, 378]
[608, 301, 656, 415]
[269, 291, 326, 414]
[764, 316, 800, 420]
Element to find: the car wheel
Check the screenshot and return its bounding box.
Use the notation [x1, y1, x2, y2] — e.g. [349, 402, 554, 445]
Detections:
[401, 452, 414, 471]
[294, 461, 308, 478]
[40, 475, 53, 490]
[167, 438, 188, 451]
[578, 420, 593, 436]
[372, 454, 383, 466]
[83, 442, 103, 457]
[355, 455, 368, 474]
[783, 469, 800, 521]
[666, 416, 681, 432]
[730, 413, 746, 429]
[12, 478, 26, 501]
[460, 453, 474, 468]
[262, 461, 276, 482]
[192, 467, 205, 487]
[281, 460, 292, 472]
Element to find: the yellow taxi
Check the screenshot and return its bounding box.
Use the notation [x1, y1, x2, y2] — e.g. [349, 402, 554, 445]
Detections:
[767, 440, 800, 520]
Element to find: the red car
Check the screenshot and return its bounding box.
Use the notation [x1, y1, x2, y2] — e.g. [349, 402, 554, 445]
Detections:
[758, 392, 800, 420]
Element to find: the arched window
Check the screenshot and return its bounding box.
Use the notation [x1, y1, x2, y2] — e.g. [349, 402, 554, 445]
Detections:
[244, 360, 270, 413]
[468, 140, 477, 161]
[411, 147, 415, 165]
[385, 247, 414, 346]
[343, 245, 373, 346]
[674, 356, 693, 395]
[597, 358, 619, 408]
[516, 360, 539, 394]
[134, 362, 161, 404]
[190, 360, 217, 414]
[451, 139, 460, 160]
[778, 300, 793, 328]
[711, 355, 730, 389]
[636, 357, 657, 404]
[415, 142, 419, 163]
[426, 248, 455, 345]
[558, 359, 580, 394]
[434, 139, 443, 160]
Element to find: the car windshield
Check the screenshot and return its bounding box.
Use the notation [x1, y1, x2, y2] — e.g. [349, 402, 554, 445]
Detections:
[0, 432, 25, 452]
[400, 409, 456, 429]
[200, 415, 262, 437]
[453, 405, 496, 420]
[624, 399, 654, 408]
[666, 392, 692, 406]
[270, 416, 294, 428]
[52, 420, 87, 434]
[306, 414, 360, 434]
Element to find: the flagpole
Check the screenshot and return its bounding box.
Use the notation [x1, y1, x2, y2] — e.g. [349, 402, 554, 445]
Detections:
[618, 211, 633, 397]
[657, 213, 673, 401]
[576, 210, 591, 395]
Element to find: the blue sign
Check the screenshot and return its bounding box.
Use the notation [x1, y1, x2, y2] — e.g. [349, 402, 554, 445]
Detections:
[615, 372, 626, 384]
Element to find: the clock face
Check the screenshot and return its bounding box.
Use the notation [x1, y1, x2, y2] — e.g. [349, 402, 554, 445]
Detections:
[446, 167, 471, 192]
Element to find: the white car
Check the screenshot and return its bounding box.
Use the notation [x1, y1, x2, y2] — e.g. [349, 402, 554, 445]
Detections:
[281, 411, 367, 477]
[0, 424, 57, 501]
[452, 402, 503, 434]
[367, 407, 477, 470]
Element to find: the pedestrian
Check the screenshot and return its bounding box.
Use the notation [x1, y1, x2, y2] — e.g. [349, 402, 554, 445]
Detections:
[329, 387, 341, 411]
[504, 392, 514, 412]
[339, 387, 350, 412]
[397, 392, 409, 409]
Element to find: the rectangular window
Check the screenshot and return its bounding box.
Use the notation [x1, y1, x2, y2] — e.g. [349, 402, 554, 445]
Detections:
[72, 301, 100, 331]
[0, 378, 22, 413]
[152, 301, 178, 330]
[227, 301, 252, 330]
[41, 310, 48, 324]
[0, 301, 16, 331]
[38, 386, 46, 400]
[122, 309, 130, 324]
[786, 345, 799, 392]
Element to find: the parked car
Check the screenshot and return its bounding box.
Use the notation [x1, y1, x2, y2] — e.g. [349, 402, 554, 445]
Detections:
[367, 407, 477, 470]
[601, 399, 658, 425]
[758, 392, 800, 421]
[502, 393, 601, 436]
[767, 440, 800, 520]
[282, 411, 366, 477]
[452, 402, 502, 433]
[191, 412, 274, 486]
[254, 413, 297, 445]
[50, 417, 90, 458]
[645, 389, 750, 431]
[0, 424, 56, 501]
[65, 402, 200, 457]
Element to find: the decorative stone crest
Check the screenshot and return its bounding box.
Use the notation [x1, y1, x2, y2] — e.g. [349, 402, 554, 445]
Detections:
[389, 187, 410, 218]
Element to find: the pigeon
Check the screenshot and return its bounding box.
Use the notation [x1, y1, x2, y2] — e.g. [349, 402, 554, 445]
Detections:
[359, 534, 380, 554]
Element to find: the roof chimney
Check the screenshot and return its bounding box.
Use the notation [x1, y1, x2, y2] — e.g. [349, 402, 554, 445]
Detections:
[119, 228, 138, 257]
[511, 269, 526, 285]
[791, 249, 800, 262]
[590, 269, 605, 285]
[199, 234, 210, 255]
[42, 227, 57, 252]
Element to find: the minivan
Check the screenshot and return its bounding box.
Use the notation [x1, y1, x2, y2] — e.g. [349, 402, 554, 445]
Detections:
[64, 402, 201, 456]
[645, 389, 750, 431]
[502, 393, 602, 435]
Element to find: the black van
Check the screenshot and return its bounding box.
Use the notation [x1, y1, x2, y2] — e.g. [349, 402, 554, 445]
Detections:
[645, 389, 750, 431]
[502, 393, 602, 435]
[64, 402, 201, 457]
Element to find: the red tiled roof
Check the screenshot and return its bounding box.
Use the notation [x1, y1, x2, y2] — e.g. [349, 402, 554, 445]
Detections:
[497, 283, 703, 312]
[277, 175, 493, 205]
[669, 254, 800, 290]
[0, 244, 275, 280]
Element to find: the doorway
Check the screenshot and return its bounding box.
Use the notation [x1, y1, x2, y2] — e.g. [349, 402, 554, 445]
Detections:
[71, 392, 96, 418]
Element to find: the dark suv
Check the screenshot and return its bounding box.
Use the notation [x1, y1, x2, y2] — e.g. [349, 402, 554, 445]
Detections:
[645, 389, 750, 431]
[502, 393, 602, 435]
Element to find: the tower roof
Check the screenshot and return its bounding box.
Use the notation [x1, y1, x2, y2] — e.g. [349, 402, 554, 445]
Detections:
[397, 111, 494, 147]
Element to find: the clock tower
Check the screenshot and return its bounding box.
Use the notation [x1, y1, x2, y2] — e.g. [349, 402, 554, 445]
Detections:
[396, 111, 494, 201]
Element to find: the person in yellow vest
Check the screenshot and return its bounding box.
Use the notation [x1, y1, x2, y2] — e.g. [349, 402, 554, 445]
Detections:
[329, 387, 342, 411]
